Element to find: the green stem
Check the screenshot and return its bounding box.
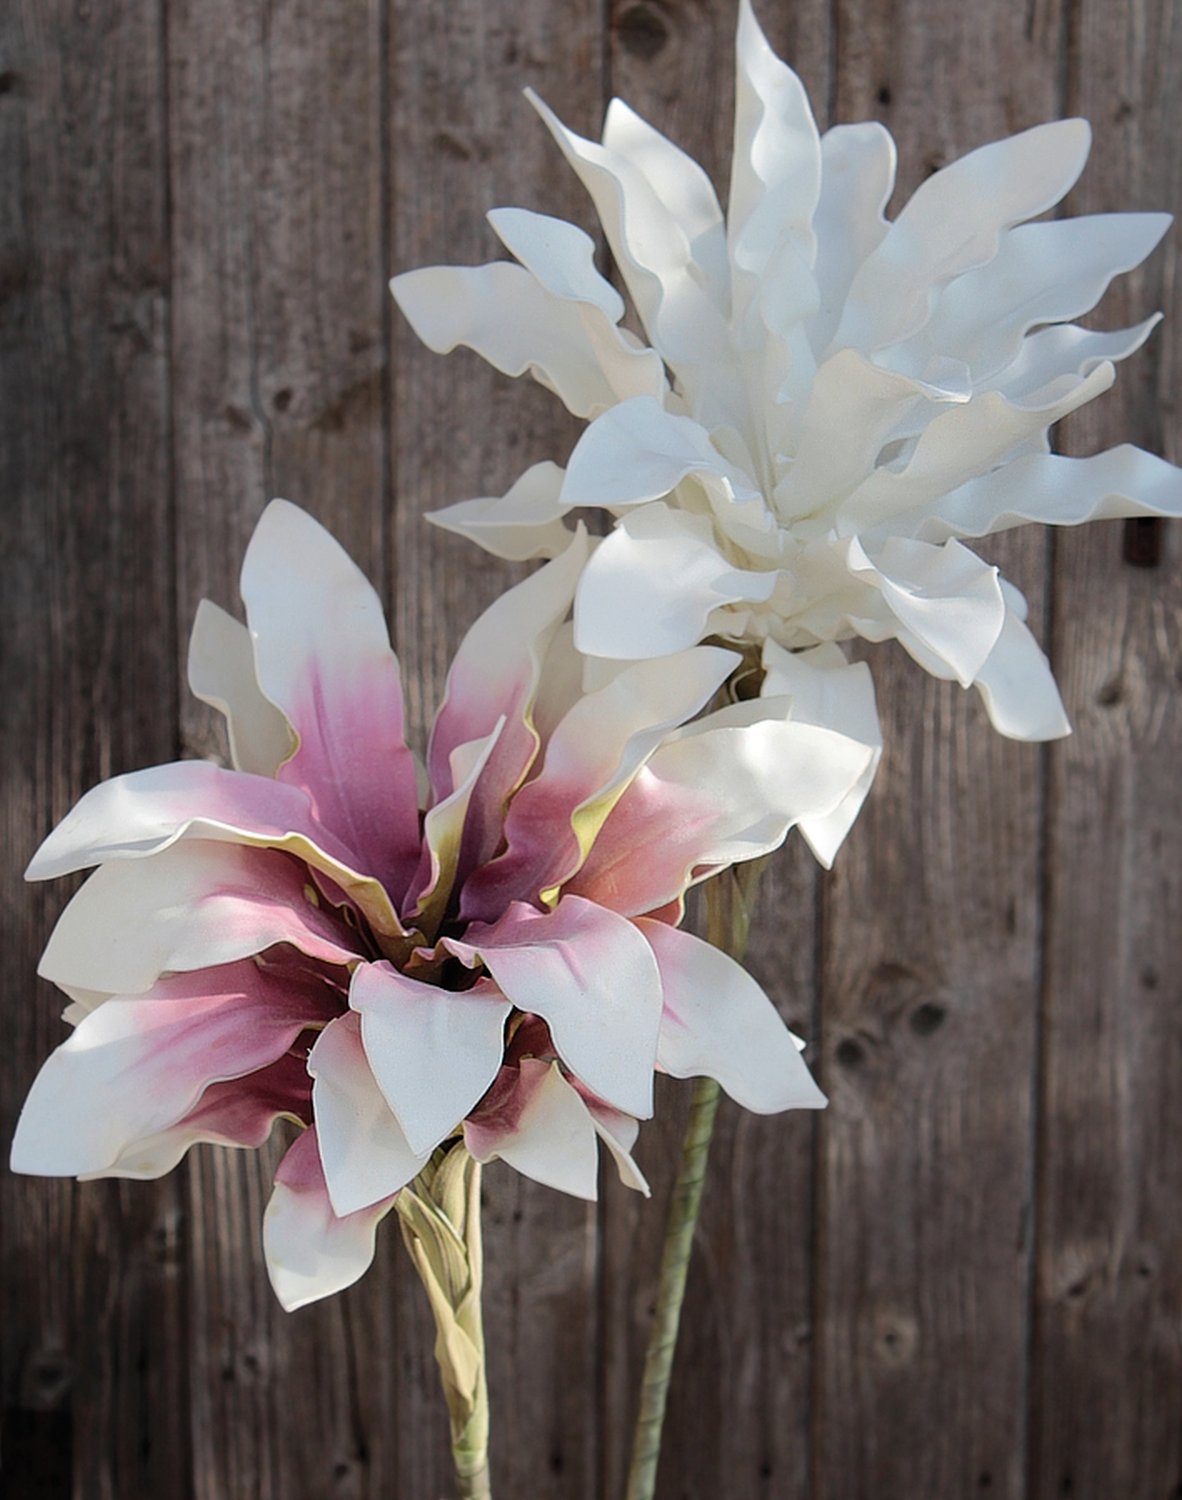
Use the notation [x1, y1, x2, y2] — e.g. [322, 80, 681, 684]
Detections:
[624, 860, 768, 1500]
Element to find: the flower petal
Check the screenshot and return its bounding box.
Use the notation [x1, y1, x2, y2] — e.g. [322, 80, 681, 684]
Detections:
[264, 1126, 397, 1311]
[567, 698, 877, 912]
[427, 462, 576, 563]
[461, 644, 737, 915]
[638, 919, 825, 1112]
[573, 504, 777, 660]
[308, 1012, 429, 1216]
[918, 444, 1182, 544]
[973, 606, 1071, 742]
[760, 641, 882, 864]
[84, 1051, 311, 1181]
[464, 1058, 601, 1199]
[391, 260, 663, 418]
[809, 121, 896, 354]
[187, 600, 294, 776]
[25, 760, 405, 942]
[446, 896, 663, 1119]
[349, 964, 511, 1158]
[10, 961, 335, 1178]
[39, 842, 359, 995]
[240, 500, 420, 904]
[833, 118, 1092, 353]
[487, 206, 625, 320]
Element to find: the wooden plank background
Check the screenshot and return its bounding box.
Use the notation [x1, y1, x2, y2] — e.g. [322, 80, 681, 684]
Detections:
[1, 0, 1178, 1496]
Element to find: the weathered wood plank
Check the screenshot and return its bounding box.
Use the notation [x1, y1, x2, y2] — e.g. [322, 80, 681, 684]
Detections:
[599, 6, 831, 1497]
[813, 5, 1066, 1496]
[0, 3, 185, 1498]
[1032, 0, 1182, 1491]
[388, 3, 605, 1494]
[167, 4, 393, 1497]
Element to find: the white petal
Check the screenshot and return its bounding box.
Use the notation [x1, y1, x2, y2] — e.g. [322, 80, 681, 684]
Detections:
[573, 504, 776, 660]
[919, 444, 1182, 544]
[973, 607, 1071, 741]
[809, 122, 896, 354]
[988, 316, 1161, 402]
[488, 206, 625, 319]
[640, 919, 825, 1112]
[447, 897, 663, 1119]
[728, 0, 821, 278]
[39, 841, 358, 995]
[916, 212, 1172, 380]
[350, 964, 510, 1158]
[391, 260, 663, 418]
[308, 1013, 428, 1216]
[833, 118, 1092, 353]
[427, 462, 576, 562]
[580, 1092, 649, 1195]
[465, 1059, 601, 1200]
[760, 640, 882, 863]
[187, 600, 294, 776]
[264, 1127, 396, 1311]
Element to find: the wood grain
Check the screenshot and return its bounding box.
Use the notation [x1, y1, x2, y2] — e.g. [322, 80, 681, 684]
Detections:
[813, 4, 1066, 1497]
[0, 3, 186, 1498]
[1032, 1, 1182, 1494]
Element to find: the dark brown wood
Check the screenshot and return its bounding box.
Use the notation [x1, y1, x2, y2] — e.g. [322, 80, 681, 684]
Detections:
[388, 3, 605, 1495]
[1032, 1, 1182, 1493]
[813, 5, 1066, 1497]
[0, 3, 187, 1499]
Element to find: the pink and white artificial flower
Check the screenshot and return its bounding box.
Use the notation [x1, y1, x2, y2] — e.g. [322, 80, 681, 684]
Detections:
[12, 501, 876, 1310]
[392, 0, 1182, 744]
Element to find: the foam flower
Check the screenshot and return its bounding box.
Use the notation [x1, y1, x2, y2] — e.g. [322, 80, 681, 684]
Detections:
[392, 0, 1182, 743]
[12, 501, 876, 1309]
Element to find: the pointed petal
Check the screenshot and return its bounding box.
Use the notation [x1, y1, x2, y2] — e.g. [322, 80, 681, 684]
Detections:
[573, 504, 777, 660]
[11, 962, 335, 1178]
[446, 897, 663, 1119]
[461, 645, 737, 915]
[85, 1052, 311, 1181]
[308, 1012, 429, 1216]
[567, 699, 877, 911]
[264, 1127, 397, 1311]
[918, 444, 1182, 544]
[760, 641, 882, 864]
[574, 1085, 650, 1194]
[487, 206, 625, 319]
[809, 122, 896, 353]
[427, 462, 576, 562]
[833, 118, 1092, 353]
[349, 964, 511, 1157]
[25, 761, 405, 942]
[187, 600, 294, 776]
[729, 0, 822, 277]
[973, 607, 1071, 741]
[465, 1058, 601, 1199]
[639, 919, 825, 1113]
[240, 500, 420, 904]
[39, 842, 359, 995]
[989, 316, 1161, 402]
[391, 260, 663, 418]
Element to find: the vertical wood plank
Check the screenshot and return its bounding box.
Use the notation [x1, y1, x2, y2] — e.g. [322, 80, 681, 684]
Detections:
[1033, 1, 1182, 1492]
[167, 4, 394, 1497]
[0, 3, 187, 1498]
[599, 6, 831, 1497]
[814, 4, 1065, 1497]
[388, 3, 605, 1494]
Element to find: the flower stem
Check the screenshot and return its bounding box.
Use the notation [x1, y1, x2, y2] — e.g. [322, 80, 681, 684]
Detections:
[624, 859, 768, 1500]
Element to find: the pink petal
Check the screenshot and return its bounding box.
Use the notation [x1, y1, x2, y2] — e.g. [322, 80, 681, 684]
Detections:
[446, 896, 663, 1119]
[264, 1126, 397, 1311]
[39, 842, 360, 996]
[350, 963, 511, 1157]
[25, 760, 406, 944]
[240, 501, 421, 904]
[10, 961, 337, 1178]
[463, 1058, 600, 1200]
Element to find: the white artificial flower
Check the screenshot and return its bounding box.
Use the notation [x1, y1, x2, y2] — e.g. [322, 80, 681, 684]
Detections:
[392, 0, 1182, 742]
